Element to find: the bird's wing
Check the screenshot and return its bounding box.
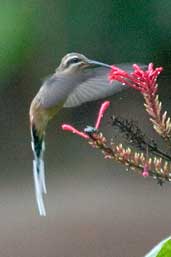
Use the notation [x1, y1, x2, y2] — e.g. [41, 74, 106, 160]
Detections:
[39, 74, 75, 108]
[64, 64, 135, 108]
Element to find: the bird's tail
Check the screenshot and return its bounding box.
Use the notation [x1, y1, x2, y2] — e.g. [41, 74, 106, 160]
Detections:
[31, 125, 47, 216]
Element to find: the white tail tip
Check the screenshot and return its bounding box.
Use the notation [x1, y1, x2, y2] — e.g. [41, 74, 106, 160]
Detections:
[33, 160, 46, 216]
[39, 159, 47, 194]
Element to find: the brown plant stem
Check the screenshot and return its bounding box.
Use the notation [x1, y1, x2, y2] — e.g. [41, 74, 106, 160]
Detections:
[112, 116, 171, 162]
[88, 132, 171, 184]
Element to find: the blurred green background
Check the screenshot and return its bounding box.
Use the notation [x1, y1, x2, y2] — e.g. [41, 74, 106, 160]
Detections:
[1, 1, 171, 257]
[2, 0, 171, 85]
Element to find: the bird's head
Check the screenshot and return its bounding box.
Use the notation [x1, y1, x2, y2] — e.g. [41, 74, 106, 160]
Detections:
[56, 52, 111, 73]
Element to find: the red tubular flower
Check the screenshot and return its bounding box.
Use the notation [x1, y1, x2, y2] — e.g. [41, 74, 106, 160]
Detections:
[62, 101, 110, 139]
[61, 124, 89, 139]
[108, 63, 163, 95]
[95, 101, 110, 129]
[108, 63, 171, 141]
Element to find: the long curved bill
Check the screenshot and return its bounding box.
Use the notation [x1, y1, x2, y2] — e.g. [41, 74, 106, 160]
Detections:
[88, 60, 111, 69]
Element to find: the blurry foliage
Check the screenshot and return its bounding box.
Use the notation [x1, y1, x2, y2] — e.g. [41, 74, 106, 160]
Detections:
[0, 1, 36, 81]
[1, 0, 171, 90]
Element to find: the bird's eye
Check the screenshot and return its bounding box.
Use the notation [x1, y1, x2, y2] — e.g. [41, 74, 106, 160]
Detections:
[66, 57, 81, 67]
[70, 57, 80, 64]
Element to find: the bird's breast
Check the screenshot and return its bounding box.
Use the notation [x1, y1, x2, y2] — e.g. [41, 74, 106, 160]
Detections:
[30, 96, 64, 136]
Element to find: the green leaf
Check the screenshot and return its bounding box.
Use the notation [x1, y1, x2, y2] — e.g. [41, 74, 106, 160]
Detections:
[156, 239, 171, 257]
[145, 237, 171, 257]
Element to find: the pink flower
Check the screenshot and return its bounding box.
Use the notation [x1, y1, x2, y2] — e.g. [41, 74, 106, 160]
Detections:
[108, 63, 163, 95]
[95, 101, 110, 129]
[142, 163, 149, 177]
[62, 101, 110, 139]
[61, 124, 89, 139]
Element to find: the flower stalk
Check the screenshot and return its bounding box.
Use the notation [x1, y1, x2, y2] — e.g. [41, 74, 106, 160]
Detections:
[61, 63, 171, 186]
[109, 63, 171, 143]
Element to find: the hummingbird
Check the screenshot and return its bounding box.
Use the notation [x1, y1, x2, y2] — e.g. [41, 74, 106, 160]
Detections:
[29, 52, 133, 216]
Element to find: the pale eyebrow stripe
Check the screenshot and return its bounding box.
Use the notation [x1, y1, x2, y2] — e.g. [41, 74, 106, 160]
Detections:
[63, 55, 80, 67]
